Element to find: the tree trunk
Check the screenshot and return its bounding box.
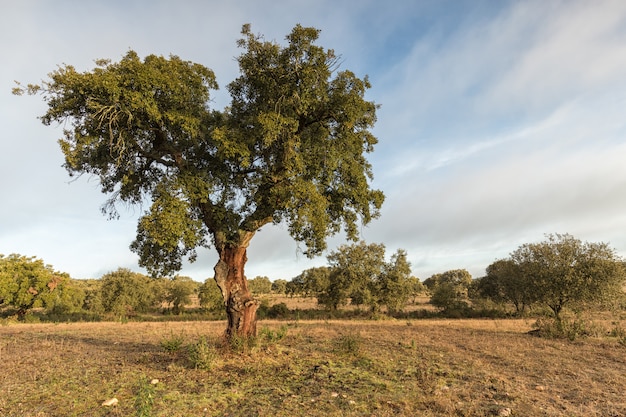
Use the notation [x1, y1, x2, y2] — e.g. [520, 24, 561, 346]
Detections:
[213, 243, 259, 339]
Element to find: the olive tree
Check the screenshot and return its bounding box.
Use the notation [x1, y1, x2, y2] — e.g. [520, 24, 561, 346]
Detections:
[16, 24, 383, 338]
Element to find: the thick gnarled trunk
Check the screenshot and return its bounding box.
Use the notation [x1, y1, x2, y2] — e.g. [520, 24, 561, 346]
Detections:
[214, 243, 259, 339]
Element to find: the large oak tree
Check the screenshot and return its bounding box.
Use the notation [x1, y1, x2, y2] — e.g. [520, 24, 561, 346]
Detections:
[15, 24, 384, 337]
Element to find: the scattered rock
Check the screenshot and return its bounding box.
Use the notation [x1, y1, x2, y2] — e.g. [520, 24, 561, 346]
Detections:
[331, 392, 339, 398]
[498, 407, 512, 416]
[101, 398, 118, 407]
[535, 385, 546, 391]
[150, 379, 159, 385]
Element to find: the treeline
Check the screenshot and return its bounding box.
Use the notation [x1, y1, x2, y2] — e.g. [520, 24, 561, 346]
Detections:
[1, 234, 625, 323]
[0, 256, 220, 321]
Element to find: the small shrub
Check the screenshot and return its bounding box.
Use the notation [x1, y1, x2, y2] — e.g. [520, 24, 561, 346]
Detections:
[160, 332, 185, 354]
[267, 302, 290, 318]
[226, 333, 258, 354]
[334, 333, 362, 356]
[609, 322, 626, 347]
[259, 325, 288, 344]
[188, 336, 218, 370]
[532, 317, 593, 341]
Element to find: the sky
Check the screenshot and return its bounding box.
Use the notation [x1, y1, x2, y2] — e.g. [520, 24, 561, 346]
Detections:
[2, 0, 626, 282]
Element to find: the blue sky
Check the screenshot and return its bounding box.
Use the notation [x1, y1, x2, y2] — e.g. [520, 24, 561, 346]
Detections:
[2, 0, 626, 281]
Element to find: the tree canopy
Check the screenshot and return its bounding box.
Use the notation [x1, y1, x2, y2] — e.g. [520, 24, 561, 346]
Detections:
[16, 24, 384, 337]
[510, 233, 624, 318]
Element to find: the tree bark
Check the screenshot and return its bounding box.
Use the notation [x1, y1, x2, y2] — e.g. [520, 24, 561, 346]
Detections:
[214, 242, 259, 339]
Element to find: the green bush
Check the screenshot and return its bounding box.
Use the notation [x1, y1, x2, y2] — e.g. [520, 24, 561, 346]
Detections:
[160, 332, 186, 353]
[532, 317, 595, 341]
[188, 336, 218, 370]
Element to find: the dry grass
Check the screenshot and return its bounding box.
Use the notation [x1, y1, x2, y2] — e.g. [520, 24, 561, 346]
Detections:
[1, 318, 625, 416]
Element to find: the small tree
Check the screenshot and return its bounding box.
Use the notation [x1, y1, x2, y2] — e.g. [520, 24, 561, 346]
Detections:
[476, 259, 534, 314]
[164, 275, 197, 314]
[293, 267, 331, 298]
[320, 241, 386, 310]
[319, 242, 414, 313]
[376, 249, 413, 314]
[16, 24, 383, 338]
[510, 233, 624, 319]
[425, 269, 473, 312]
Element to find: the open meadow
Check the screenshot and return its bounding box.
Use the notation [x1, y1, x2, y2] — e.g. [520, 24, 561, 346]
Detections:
[1, 317, 625, 417]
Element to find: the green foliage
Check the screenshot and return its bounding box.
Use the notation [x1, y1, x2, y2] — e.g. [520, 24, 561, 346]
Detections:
[0, 254, 82, 318]
[73, 279, 104, 314]
[261, 302, 291, 319]
[248, 276, 272, 295]
[321, 242, 386, 310]
[425, 269, 473, 312]
[532, 316, 596, 341]
[134, 376, 155, 417]
[259, 325, 288, 344]
[316, 242, 415, 314]
[160, 331, 186, 353]
[163, 275, 198, 314]
[377, 249, 413, 313]
[333, 332, 363, 356]
[271, 279, 288, 294]
[197, 278, 224, 311]
[17, 24, 384, 280]
[99, 268, 157, 317]
[290, 267, 331, 298]
[511, 233, 625, 319]
[188, 336, 218, 370]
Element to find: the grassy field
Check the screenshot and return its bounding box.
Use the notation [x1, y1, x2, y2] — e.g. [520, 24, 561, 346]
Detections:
[1, 317, 625, 417]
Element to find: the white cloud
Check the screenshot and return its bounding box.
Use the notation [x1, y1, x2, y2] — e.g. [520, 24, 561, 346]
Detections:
[2, 1, 626, 282]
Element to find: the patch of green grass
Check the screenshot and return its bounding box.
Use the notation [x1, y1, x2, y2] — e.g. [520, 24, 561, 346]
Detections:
[134, 376, 155, 417]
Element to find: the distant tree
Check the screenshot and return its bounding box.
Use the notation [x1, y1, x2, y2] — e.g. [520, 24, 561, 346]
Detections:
[476, 259, 533, 314]
[0, 254, 82, 318]
[285, 277, 303, 297]
[164, 275, 198, 314]
[271, 279, 288, 294]
[318, 242, 414, 313]
[16, 24, 383, 338]
[73, 279, 104, 314]
[376, 249, 413, 314]
[100, 268, 156, 317]
[198, 278, 224, 312]
[294, 267, 331, 298]
[510, 233, 624, 319]
[248, 276, 272, 295]
[408, 276, 426, 303]
[320, 242, 386, 310]
[426, 269, 473, 312]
